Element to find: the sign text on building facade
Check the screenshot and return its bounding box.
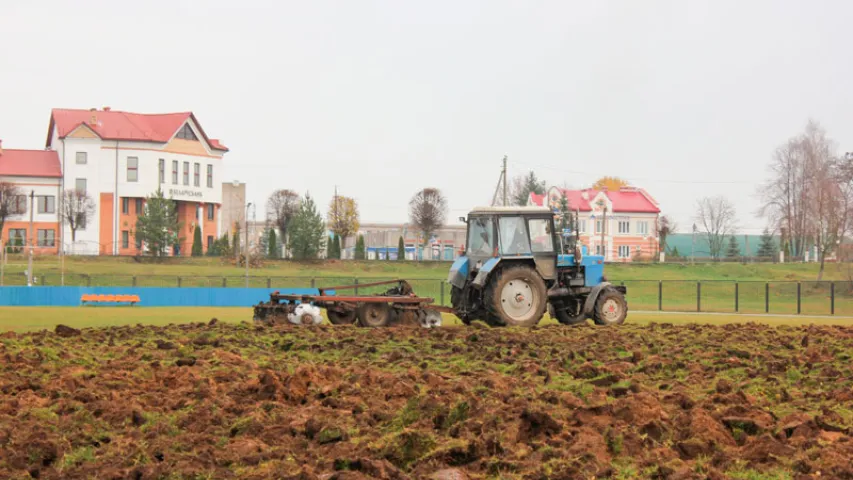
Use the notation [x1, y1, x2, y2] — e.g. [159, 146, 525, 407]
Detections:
[168, 188, 203, 199]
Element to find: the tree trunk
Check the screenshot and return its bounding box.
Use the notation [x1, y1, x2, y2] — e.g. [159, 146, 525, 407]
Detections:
[817, 250, 826, 281]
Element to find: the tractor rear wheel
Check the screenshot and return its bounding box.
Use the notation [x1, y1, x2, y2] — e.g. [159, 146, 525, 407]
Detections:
[357, 303, 393, 327]
[327, 307, 357, 325]
[485, 265, 547, 327]
[592, 288, 627, 326]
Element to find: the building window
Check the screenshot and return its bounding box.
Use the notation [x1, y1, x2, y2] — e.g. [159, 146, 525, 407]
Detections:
[618, 221, 630, 234]
[207, 235, 214, 250]
[207, 204, 214, 220]
[135, 198, 143, 214]
[37, 229, 55, 247]
[193, 163, 200, 187]
[175, 124, 198, 141]
[135, 235, 142, 250]
[172, 160, 179, 184]
[127, 156, 138, 182]
[8, 229, 26, 246]
[121, 197, 129, 214]
[121, 231, 129, 249]
[159, 159, 165, 184]
[637, 221, 649, 235]
[37, 196, 56, 214]
[76, 152, 87, 165]
[578, 220, 587, 234]
[75, 178, 87, 193]
[595, 220, 603, 234]
[595, 244, 602, 255]
[618, 245, 630, 258]
[206, 164, 213, 188]
[183, 161, 189, 185]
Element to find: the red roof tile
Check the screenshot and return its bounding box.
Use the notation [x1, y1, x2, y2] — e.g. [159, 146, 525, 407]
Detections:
[530, 187, 660, 214]
[0, 149, 62, 178]
[47, 108, 228, 151]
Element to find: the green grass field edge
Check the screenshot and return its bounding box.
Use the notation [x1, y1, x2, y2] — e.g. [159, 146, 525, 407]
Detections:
[3, 306, 853, 332]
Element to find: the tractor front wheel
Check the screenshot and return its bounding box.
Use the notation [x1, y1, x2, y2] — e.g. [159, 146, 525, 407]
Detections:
[485, 265, 547, 327]
[592, 288, 628, 326]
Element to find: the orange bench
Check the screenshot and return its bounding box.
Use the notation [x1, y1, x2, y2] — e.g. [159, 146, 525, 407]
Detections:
[81, 294, 140, 305]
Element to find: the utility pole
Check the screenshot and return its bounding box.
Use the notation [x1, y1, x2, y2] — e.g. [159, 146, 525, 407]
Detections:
[334, 185, 339, 258]
[28, 190, 34, 286]
[502, 155, 508, 206]
[490, 156, 508, 207]
[245, 202, 252, 287]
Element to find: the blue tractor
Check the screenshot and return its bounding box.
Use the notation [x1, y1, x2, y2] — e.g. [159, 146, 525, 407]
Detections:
[447, 206, 628, 327]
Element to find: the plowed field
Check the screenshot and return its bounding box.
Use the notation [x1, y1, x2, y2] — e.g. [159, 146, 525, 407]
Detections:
[1, 321, 852, 479]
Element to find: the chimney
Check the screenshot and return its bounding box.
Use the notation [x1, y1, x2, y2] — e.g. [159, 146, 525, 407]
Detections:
[90, 113, 97, 125]
[103, 106, 111, 111]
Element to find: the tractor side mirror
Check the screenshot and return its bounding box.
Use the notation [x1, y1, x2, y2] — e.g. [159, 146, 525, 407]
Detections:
[458, 216, 467, 224]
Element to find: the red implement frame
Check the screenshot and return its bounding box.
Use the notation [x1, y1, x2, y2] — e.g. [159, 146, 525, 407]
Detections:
[264, 279, 457, 314]
[269, 279, 427, 304]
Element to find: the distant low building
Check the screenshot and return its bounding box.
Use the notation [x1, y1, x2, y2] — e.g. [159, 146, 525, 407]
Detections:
[528, 186, 661, 262]
[336, 223, 466, 261]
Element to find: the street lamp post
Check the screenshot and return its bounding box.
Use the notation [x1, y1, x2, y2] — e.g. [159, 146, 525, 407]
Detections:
[245, 202, 252, 287]
[28, 190, 34, 286]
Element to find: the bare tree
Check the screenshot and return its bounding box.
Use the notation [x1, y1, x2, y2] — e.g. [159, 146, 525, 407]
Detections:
[759, 120, 851, 277]
[812, 158, 851, 280]
[409, 188, 449, 259]
[62, 189, 96, 247]
[695, 196, 737, 259]
[759, 137, 812, 258]
[266, 189, 300, 258]
[0, 182, 23, 242]
[657, 214, 677, 255]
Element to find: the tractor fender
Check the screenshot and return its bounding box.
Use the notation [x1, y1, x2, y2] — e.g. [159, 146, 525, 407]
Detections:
[471, 257, 501, 289]
[582, 282, 612, 316]
[447, 256, 470, 289]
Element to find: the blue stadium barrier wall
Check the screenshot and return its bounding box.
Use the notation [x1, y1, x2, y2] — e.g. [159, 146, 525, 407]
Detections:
[0, 287, 324, 307]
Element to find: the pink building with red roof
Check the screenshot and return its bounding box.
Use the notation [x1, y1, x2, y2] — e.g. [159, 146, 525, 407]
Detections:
[0, 140, 63, 254]
[528, 186, 661, 262]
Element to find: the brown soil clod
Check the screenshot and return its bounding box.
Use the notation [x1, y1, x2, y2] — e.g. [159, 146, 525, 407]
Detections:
[54, 324, 81, 337]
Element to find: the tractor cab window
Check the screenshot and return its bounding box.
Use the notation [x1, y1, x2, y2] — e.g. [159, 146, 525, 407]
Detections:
[499, 216, 531, 255]
[467, 217, 494, 256]
[528, 218, 554, 253]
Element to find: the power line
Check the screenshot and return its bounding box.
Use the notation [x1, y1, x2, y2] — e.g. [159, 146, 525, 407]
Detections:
[512, 160, 759, 186]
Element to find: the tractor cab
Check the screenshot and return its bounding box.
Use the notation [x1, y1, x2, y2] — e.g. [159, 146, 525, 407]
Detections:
[452, 206, 560, 287]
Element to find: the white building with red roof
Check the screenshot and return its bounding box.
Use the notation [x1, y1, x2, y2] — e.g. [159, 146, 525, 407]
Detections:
[0, 140, 63, 254]
[528, 186, 661, 262]
[44, 107, 229, 255]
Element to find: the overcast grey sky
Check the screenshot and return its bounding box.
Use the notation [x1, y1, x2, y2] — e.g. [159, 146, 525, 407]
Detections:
[2, 0, 851, 232]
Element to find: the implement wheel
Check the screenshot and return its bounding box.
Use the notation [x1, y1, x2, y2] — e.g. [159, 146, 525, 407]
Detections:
[357, 303, 393, 327]
[485, 265, 547, 327]
[327, 308, 357, 325]
[592, 288, 627, 326]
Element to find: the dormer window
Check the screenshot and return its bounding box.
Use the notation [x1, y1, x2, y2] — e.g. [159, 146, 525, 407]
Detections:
[175, 124, 198, 141]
